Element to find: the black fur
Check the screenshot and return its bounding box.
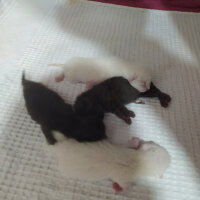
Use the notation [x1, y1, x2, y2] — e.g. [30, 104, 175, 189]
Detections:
[22, 73, 105, 144]
[139, 82, 171, 108]
[74, 77, 171, 124]
[74, 77, 138, 124]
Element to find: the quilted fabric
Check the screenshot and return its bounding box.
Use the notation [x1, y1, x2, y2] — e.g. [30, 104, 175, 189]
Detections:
[0, 0, 200, 199]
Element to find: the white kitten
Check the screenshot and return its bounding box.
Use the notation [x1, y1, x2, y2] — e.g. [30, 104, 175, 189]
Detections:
[49, 57, 151, 92]
[46, 132, 170, 192]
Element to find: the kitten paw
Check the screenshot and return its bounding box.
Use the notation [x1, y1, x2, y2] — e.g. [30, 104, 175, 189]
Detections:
[127, 110, 135, 118]
[159, 93, 171, 107]
[116, 108, 135, 124]
[122, 116, 132, 124]
[112, 182, 131, 193]
[112, 182, 123, 193]
[122, 110, 135, 124]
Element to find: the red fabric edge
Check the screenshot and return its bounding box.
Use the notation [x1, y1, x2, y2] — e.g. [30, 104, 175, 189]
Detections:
[89, 0, 200, 13]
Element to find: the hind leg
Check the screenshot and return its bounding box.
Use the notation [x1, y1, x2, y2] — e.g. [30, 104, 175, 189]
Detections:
[139, 82, 171, 107]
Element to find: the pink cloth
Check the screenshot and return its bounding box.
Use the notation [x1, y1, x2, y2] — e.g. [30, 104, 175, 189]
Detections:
[90, 0, 200, 12]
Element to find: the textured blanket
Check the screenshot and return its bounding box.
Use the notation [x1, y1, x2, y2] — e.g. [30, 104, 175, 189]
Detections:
[0, 0, 200, 199]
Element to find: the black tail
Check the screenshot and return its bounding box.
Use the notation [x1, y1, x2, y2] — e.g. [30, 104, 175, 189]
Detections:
[22, 71, 26, 86]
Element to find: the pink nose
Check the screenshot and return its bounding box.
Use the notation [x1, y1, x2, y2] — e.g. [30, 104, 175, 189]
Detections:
[55, 73, 65, 82]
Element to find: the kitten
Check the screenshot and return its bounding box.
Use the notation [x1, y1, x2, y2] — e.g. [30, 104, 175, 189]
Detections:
[49, 57, 151, 92]
[74, 76, 171, 124]
[22, 73, 105, 144]
[46, 132, 171, 193]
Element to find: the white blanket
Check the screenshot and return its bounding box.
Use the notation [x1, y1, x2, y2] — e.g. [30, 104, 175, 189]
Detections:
[0, 0, 200, 199]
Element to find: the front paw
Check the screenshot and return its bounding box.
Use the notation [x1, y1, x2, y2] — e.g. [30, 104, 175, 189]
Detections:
[127, 110, 135, 118]
[122, 116, 132, 124]
[116, 109, 135, 124]
[122, 110, 135, 124]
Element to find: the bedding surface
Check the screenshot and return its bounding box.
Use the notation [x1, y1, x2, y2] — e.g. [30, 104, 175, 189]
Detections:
[0, 0, 200, 199]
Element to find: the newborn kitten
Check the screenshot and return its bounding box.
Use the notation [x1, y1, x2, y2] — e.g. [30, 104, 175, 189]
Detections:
[46, 132, 171, 193]
[49, 57, 151, 92]
[22, 73, 105, 144]
[74, 76, 171, 124]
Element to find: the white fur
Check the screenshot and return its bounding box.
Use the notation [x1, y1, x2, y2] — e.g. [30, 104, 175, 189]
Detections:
[49, 57, 151, 92]
[67, 0, 84, 4]
[46, 132, 170, 188]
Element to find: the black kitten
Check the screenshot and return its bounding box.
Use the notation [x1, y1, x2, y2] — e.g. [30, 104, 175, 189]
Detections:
[74, 77, 171, 124]
[22, 73, 105, 144]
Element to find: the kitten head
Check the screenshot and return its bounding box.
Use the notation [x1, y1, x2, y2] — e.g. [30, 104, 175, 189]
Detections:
[139, 141, 171, 178]
[132, 79, 151, 92]
[130, 66, 151, 92]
